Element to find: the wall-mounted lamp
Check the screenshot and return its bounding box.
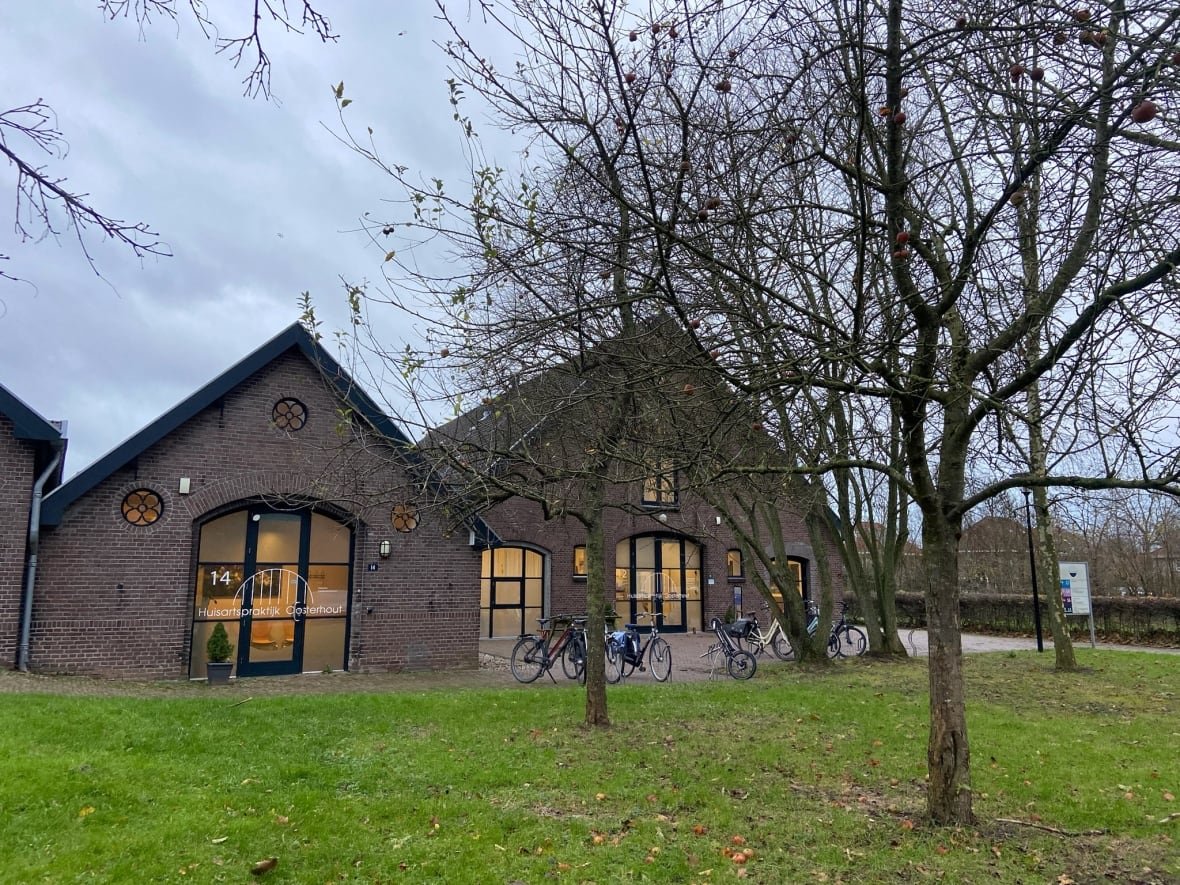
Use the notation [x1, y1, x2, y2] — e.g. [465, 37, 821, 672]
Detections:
[715, 515, 722, 525]
[378, 539, 392, 558]
[657, 512, 668, 523]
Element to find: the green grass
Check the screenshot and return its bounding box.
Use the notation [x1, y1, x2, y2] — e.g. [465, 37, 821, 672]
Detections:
[1, 650, 1176, 883]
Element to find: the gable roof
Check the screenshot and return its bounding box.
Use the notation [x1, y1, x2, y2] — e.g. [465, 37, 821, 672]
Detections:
[0, 382, 64, 443]
[39, 323, 494, 545]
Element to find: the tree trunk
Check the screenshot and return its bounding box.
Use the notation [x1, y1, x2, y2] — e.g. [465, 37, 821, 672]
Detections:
[874, 567, 908, 656]
[583, 489, 610, 727]
[922, 516, 973, 824]
[1026, 367, 1077, 669]
[1034, 485, 1076, 669]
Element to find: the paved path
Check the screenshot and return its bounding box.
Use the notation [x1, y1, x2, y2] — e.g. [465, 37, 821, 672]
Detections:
[0, 631, 1171, 698]
[479, 629, 1177, 685]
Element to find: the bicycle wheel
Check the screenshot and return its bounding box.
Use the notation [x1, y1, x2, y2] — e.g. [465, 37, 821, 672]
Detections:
[604, 640, 624, 684]
[510, 636, 546, 683]
[836, 625, 868, 657]
[771, 631, 794, 661]
[826, 631, 841, 658]
[561, 633, 586, 680]
[648, 637, 672, 682]
[727, 650, 757, 680]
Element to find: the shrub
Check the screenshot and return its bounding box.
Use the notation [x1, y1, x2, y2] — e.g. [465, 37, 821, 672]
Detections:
[206, 623, 234, 663]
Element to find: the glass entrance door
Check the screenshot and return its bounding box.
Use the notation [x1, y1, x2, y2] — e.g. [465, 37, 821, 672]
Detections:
[615, 535, 702, 632]
[239, 513, 305, 676]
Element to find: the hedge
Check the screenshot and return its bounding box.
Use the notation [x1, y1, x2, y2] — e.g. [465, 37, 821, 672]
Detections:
[859, 591, 1180, 645]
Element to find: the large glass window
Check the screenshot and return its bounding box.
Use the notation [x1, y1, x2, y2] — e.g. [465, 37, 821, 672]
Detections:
[480, 546, 545, 638]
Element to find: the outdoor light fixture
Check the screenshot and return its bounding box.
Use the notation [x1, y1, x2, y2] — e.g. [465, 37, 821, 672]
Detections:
[379, 539, 392, 558]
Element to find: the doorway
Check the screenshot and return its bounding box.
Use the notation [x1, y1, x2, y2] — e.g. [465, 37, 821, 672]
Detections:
[191, 507, 352, 678]
[614, 535, 702, 631]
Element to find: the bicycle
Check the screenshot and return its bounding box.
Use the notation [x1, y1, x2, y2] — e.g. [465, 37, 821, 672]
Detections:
[510, 615, 588, 683]
[740, 601, 866, 660]
[604, 611, 672, 682]
[726, 612, 793, 660]
[827, 601, 867, 658]
[702, 617, 757, 679]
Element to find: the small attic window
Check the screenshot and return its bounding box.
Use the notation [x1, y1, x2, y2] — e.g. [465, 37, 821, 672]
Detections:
[272, 398, 307, 431]
[122, 489, 163, 526]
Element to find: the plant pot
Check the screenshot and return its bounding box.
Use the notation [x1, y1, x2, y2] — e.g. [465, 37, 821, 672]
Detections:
[206, 661, 234, 685]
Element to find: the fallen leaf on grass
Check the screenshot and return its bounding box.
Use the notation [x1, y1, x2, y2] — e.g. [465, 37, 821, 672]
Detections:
[211, 836, 228, 845]
[78, 806, 95, 818]
[250, 857, 278, 875]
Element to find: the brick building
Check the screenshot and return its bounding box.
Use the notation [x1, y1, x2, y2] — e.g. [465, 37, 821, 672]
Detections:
[2, 325, 485, 679]
[429, 334, 846, 639]
[2, 323, 842, 679]
[0, 384, 66, 671]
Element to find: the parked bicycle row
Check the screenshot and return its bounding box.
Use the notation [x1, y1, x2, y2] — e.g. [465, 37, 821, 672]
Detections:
[508, 612, 672, 684]
[508, 602, 866, 684]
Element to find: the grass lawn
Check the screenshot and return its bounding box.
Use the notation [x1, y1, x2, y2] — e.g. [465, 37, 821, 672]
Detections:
[0, 650, 1176, 883]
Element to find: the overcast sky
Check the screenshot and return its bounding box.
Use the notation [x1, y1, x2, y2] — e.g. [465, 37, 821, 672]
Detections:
[1, 2, 484, 475]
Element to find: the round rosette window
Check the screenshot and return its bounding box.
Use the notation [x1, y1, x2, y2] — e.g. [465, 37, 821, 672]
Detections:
[272, 397, 307, 431]
[122, 489, 163, 526]
[391, 503, 419, 533]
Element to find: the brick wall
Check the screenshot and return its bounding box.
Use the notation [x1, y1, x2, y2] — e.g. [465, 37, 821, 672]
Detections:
[30, 351, 480, 678]
[0, 416, 36, 667]
[481, 482, 844, 633]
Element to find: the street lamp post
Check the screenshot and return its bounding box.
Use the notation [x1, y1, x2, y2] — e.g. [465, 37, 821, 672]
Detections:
[1021, 488, 1045, 652]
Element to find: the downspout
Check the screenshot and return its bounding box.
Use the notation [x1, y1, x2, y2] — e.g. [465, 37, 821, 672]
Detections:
[18, 449, 62, 672]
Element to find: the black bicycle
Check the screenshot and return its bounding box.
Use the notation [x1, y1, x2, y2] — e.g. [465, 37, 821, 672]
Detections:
[827, 601, 867, 658]
[510, 615, 588, 683]
[703, 616, 757, 679]
[605, 611, 672, 682]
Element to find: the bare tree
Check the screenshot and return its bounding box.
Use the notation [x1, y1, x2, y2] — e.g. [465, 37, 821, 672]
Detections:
[339, 0, 1180, 826]
[1, 1, 335, 282]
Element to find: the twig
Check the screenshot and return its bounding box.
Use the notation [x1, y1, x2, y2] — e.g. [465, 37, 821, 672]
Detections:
[995, 818, 1107, 837]
[229, 697, 254, 707]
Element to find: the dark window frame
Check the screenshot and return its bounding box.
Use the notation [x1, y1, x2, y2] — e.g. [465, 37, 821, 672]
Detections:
[121, 488, 163, 526]
[641, 461, 679, 508]
[726, 548, 744, 580]
[272, 397, 308, 432]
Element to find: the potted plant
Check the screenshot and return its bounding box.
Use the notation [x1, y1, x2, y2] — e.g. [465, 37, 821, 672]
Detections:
[205, 622, 234, 684]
